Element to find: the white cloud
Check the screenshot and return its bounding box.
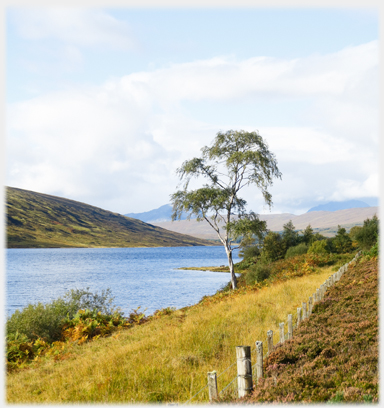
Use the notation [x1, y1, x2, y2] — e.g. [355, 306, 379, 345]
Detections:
[11, 8, 135, 50]
[6, 41, 379, 214]
[331, 174, 379, 202]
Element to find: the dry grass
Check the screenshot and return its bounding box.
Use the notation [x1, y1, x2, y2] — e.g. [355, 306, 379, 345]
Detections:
[7, 267, 334, 403]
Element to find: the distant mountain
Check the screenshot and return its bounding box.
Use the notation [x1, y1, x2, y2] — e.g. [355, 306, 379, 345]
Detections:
[152, 207, 379, 240]
[307, 200, 370, 213]
[6, 187, 214, 248]
[125, 204, 192, 223]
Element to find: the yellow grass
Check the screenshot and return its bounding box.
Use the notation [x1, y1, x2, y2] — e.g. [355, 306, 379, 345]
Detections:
[7, 266, 335, 403]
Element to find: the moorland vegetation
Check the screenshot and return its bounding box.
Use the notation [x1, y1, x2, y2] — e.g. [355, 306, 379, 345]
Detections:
[5, 215, 378, 403]
[6, 186, 213, 248]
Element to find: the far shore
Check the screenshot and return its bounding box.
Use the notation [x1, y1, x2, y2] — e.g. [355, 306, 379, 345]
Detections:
[177, 265, 230, 272]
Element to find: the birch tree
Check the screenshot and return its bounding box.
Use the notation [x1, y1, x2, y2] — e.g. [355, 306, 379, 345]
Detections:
[171, 130, 282, 289]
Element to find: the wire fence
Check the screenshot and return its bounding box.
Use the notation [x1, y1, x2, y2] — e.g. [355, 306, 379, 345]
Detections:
[180, 252, 361, 405]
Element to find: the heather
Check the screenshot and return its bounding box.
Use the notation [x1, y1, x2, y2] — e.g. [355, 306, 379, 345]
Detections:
[244, 255, 378, 403]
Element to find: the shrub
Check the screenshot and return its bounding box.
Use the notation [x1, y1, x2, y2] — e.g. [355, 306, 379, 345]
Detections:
[354, 215, 379, 250]
[285, 243, 308, 259]
[362, 241, 378, 260]
[6, 332, 50, 370]
[61, 309, 131, 344]
[245, 262, 271, 285]
[6, 288, 118, 343]
[261, 231, 285, 262]
[240, 245, 261, 260]
[308, 240, 328, 255]
[332, 226, 353, 253]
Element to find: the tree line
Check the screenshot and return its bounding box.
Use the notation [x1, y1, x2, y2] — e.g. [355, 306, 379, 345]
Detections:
[240, 215, 379, 264]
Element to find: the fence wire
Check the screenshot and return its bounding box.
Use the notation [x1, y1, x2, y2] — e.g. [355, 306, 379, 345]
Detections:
[219, 375, 238, 396]
[182, 383, 208, 405]
[181, 254, 359, 404]
[217, 360, 237, 379]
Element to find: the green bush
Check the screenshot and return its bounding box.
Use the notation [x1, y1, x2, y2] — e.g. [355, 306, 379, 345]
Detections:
[308, 240, 328, 255]
[285, 243, 308, 259]
[354, 215, 379, 250]
[332, 226, 353, 253]
[363, 241, 378, 259]
[245, 262, 271, 285]
[261, 231, 285, 262]
[6, 288, 118, 343]
[240, 245, 261, 260]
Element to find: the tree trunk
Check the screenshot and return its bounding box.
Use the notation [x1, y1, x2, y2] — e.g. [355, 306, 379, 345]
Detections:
[225, 246, 237, 289]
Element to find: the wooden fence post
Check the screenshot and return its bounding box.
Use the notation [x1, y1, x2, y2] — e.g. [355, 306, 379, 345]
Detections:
[279, 322, 285, 344]
[321, 284, 326, 298]
[267, 330, 273, 355]
[255, 341, 263, 384]
[287, 314, 293, 339]
[236, 346, 253, 398]
[297, 307, 302, 327]
[302, 302, 307, 320]
[316, 288, 320, 302]
[308, 297, 313, 316]
[207, 371, 218, 402]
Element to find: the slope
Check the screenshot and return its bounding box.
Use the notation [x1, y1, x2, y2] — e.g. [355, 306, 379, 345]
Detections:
[6, 187, 215, 248]
[152, 207, 379, 240]
[246, 256, 378, 403]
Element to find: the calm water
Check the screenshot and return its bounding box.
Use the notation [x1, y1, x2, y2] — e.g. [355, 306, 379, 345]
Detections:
[6, 246, 240, 317]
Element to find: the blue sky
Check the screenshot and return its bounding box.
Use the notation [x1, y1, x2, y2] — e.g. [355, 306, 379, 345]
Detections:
[5, 6, 379, 215]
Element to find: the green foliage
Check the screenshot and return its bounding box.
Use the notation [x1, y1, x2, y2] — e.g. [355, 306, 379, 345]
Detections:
[327, 392, 344, 403]
[301, 224, 314, 245]
[261, 231, 285, 262]
[61, 308, 132, 343]
[240, 245, 261, 260]
[171, 130, 281, 289]
[354, 215, 379, 250]
[310, 232, 328, 244]
[6, 332, 50, 370]
[362, 241, 378, 260]
[308, 240, 328, 254]
[349, 225, 362, 241]
[6, 288, 118, 343]
[245, 262, 271, 285]
[285, 243, 308, 259]
[282, 220, 298, 250]
[332, 225, 353, 253]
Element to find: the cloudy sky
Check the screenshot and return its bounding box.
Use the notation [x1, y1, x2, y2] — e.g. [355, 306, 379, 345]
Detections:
[5, 5, 379, 215]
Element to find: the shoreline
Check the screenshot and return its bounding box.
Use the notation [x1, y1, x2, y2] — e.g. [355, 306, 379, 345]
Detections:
[177, 265, 230, 272]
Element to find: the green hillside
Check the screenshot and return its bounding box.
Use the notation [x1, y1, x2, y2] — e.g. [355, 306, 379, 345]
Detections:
[6, 187, 214, 248]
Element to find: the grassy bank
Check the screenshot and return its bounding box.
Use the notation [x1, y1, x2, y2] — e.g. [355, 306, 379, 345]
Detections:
[7, 266, 334, 403]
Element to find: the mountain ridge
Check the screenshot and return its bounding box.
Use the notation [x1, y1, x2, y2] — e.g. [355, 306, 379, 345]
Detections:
[6, 187, 215, 248]
[126, 199, 378, 223]
[151, 207, 379, 240]
[307, 199, 370, 212]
